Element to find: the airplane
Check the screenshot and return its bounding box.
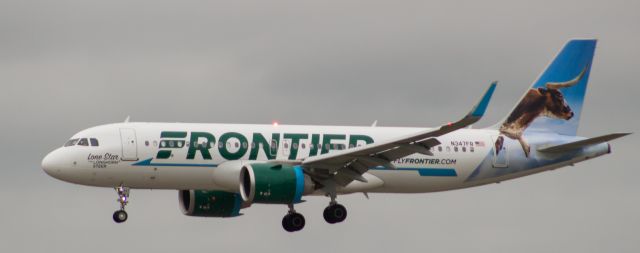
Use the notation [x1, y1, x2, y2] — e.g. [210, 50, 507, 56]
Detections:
[42, 39, 629, 232]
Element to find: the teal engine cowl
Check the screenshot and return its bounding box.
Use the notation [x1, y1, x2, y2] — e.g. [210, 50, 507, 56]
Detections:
[239, 164, 315, 204]
[179, 190, 249, 217]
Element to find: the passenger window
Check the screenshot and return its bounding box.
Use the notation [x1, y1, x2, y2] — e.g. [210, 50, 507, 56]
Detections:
[64, 139, 79, 147]
[454, 147, 459, 152]
[90, 138, 99, 146]
[446, 147, 451, 152]
[470, 147, 475, 152]
[462, 147, 466, 152]
[292, 143, 298, 150]
[438, 146, 443, 152]
[78, 138, 89, 146]
[145, 140, 149, 147]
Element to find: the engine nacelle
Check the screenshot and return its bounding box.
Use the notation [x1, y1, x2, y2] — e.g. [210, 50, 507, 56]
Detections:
[179, 190, 247, 217]
[239, 164, 314, 204]
[212, 160, 249, 192]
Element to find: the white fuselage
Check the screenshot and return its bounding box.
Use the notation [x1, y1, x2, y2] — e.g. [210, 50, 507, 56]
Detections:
[42, 122, 610, 195]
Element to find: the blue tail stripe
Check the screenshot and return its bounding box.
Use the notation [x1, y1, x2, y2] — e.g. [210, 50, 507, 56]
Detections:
[371, 167, 458, 177]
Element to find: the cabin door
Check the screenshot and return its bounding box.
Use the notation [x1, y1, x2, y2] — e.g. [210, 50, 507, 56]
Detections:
[120, 128, 139, 161]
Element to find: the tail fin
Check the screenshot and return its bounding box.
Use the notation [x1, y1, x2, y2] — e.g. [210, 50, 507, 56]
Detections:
[498, 39, 596, 138]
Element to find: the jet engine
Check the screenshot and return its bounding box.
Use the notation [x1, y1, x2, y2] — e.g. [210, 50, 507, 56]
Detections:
[239, 164, 315, 204]
[179, 190, 247, 217]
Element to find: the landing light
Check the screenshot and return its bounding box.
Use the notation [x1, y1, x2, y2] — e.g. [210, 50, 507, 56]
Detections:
[273, 121, 279, 127]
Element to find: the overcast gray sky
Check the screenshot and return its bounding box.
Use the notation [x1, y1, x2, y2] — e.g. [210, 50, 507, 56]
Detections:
[1, 0, 638, 252]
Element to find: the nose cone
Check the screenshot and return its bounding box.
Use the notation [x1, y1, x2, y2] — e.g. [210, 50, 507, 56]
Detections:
[42, 148, 93, 185]
[42, 148, 65, 179]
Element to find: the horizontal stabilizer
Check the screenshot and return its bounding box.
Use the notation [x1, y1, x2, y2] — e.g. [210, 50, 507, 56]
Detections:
[537, 133, 631, 153]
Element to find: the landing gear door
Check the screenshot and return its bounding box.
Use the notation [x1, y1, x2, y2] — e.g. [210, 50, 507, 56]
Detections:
[120, 128, 139, 161]
[491, 135, 508, 168]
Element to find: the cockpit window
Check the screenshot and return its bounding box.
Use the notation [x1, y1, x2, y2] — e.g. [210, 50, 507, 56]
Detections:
[64, 139, 79, 147]
[78, 138, 89, 146]
[90, 138, 99, 146]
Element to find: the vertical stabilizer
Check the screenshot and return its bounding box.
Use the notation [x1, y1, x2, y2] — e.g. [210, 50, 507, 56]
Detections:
[496, 39, 596, 156]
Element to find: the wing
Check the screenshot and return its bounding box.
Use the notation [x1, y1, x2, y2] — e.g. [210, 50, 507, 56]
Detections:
[302, 82, 497, 186]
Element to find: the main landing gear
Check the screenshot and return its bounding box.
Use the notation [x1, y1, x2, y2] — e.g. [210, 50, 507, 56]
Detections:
[282, 204, 305, 232]
[113, 186, 130, 223]
[323, 203, 347, 224]
[280, 194, 349, 232]
[323, 194, 347, 224]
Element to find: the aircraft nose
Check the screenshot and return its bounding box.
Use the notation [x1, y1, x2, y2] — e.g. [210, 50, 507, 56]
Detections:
[42, 149, 64, 178]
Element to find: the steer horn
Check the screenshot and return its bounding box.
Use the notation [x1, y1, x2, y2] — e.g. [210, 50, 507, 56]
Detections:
[545, 66, 588, 89]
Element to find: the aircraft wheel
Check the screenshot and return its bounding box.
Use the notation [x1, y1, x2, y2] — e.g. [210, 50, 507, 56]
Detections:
[113, 210, 128, 223]
[282, 212, 305, 232]
[323, 204, 347, 224]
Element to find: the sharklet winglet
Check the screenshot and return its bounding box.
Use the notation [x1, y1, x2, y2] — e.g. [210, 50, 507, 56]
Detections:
[470, 81, 497, 118]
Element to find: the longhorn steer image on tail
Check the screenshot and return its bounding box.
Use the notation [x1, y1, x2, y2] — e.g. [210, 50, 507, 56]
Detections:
[499, 67, 587, 157]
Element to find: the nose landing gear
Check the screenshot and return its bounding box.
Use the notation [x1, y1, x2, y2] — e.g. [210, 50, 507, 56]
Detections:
[113, 186, 130, 223]
[113, 210, 128, 223]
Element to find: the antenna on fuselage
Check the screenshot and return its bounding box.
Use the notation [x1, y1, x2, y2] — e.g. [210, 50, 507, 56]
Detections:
[124, 116, 130, 123]
[371, 120, 378, 127]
